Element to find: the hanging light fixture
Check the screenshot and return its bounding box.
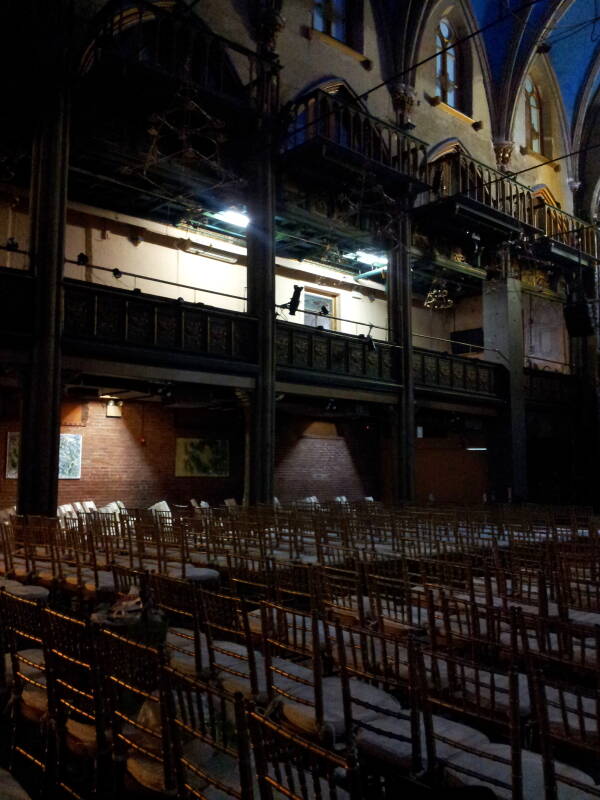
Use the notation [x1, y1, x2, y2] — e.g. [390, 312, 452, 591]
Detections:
[424, 279, 454, 310]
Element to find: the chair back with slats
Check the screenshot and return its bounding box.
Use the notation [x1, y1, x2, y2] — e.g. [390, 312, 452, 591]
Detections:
[43, 608, 109, 796]
[248, 709, 358, 800]
[162, 665, 254, 800]
[198, 588, 259, 697]
[417, 645, 524, 799]
[0, 588, 49, 783]
[533, 670, 600, 798]
[96, 628, 172, 794]
[148, 572, 206, 675]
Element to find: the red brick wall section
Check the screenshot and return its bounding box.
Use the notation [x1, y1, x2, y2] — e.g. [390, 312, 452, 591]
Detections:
[275, 416, 378, 503]
[0, 400, 245, 510]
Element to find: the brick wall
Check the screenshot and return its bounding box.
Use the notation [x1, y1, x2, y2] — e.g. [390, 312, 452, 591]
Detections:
[275, 416, 379, 502]
[0, 399, 245, 510]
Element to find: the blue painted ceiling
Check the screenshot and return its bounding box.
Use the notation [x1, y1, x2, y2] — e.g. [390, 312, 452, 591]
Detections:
[468, 0, 600, 134]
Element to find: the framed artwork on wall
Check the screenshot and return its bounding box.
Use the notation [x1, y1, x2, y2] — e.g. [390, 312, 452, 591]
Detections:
[175, 438, 229, 477]
[59, 434, 83, 479]
[5, 432, 83, 479]
[5, 432, 19, 479]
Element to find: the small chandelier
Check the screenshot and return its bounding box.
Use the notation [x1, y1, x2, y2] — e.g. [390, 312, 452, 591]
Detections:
[424, 279, 454, 310]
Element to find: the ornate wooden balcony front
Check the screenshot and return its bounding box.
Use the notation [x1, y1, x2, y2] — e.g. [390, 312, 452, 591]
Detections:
[80, 0, 273, 112]
[423, 151, 597, 260]
[283, 89, 428, 193]
[413, 347, 505, 401]
[524, 367, 580, 406]
[424, 151, 536, 236]
[275, 322, 398, 389]
[63, 281, 258, 372]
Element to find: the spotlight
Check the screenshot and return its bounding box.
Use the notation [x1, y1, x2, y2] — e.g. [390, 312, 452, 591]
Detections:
[76, 252, 89, 266]
[319, 305, 329, 316]
[367, 336, 377, 353]
[537, 41, 551, 54]
[112, 268, 122, 279]
[5, 237, 18, 251]
[213, 209, 250, 228]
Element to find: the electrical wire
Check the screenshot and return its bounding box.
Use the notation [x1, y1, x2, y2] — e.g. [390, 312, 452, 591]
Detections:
[282, 0, 545, 145]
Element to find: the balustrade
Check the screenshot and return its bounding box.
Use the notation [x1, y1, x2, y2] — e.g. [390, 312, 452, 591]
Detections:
[284, 89, 428, 185]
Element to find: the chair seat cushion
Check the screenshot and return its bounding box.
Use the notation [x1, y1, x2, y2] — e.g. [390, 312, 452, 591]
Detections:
[459, 669, 531, 715]
[356, 713, 490, 770]
[445, 743, 597, 799]
[282, 677, 403, 739]
[8, 584, 49, 600]
[20, 686, 48, 722]
[127, 738, 225, 794]
[4, 648, 45, 683]
[0, 768, 31, 800]
[65, 719, 106, 757]
[165, 565, 220, 583]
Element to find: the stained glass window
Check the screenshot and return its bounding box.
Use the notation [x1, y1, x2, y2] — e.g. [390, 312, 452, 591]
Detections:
[436, 18, 460, 109]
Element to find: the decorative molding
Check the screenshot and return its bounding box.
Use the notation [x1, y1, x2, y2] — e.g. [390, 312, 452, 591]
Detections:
[391, 82, 418, 128]
[494, 140, 514, 169]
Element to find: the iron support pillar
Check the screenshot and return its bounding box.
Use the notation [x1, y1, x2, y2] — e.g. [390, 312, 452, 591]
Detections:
[387, 212, 415, 503]
[18, 84, 70, 514]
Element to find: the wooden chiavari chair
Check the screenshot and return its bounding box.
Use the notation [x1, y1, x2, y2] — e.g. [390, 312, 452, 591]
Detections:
[162, 665, 254, 800]
[0, 589, 50, 790]
[248, 707, 359, 800]
[532, 670, 600, 798]
[147, 571, 208, 677]
[197, 588, 261, 700]
[96, 629, 171, 795]
[43, 608, 109, 798]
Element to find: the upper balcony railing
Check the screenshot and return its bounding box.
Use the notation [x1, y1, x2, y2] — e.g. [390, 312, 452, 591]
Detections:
[428, 151, 536, 227]
[283, 89, 428, 186]
[79, 0, 276, 109]
[427, 151, 598, 260]
[62, 279, 258, 368]
[541, 203, 597, 260]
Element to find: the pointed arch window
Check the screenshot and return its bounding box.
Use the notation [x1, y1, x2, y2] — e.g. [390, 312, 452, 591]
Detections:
[436, 18, 460, 109]
[525, 77, 542, 154]
[313, 0, 348, 43]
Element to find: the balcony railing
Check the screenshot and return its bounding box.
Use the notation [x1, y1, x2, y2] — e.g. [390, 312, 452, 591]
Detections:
[63, 280, 257, 365]
[275, 322, 397, 384]
[80, 0, 276, 109]
[428, 151, 536, 227]
[524, 367, 580, 405]
[542, 204, 597, 260]
[427, 151, 597, 260]
[413, 347, 504, 399]
[283, 89, 428, 186]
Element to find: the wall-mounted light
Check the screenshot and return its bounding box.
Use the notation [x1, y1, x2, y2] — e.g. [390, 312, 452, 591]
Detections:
[105, 398, 123, 418]
[181, 241, 238, 263]
[466, 447, 487, 452]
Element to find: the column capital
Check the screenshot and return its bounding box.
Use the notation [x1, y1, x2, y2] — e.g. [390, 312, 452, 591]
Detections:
[494, 140, 515, 170]
[255, 3, 285, 53]
[390, 82, 418, 129]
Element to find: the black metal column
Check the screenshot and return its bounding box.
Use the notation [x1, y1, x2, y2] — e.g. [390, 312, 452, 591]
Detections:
[18, 84, 70, 515]
[246, 37, 279, 505]
[387, 212, 415, 503]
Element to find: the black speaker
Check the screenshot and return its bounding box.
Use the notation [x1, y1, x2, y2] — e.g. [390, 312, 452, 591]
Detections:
[563, 301, 594, 337]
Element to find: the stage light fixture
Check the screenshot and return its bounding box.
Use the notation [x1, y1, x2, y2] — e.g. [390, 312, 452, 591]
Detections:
[213, 209, 250, 228]
[287, 285, 303, 315]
